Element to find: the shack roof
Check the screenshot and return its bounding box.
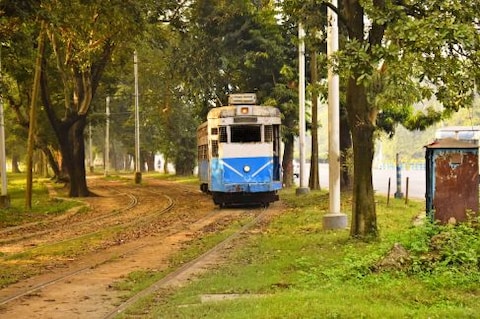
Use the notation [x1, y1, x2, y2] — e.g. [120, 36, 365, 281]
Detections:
[425, 138, 478, 149]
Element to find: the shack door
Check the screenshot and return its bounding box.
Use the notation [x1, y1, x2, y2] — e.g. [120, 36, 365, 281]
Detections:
[425, 138, 479, 224]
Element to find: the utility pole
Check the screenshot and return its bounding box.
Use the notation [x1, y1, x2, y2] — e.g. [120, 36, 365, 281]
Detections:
[394, 153, 404, 198]
[105, 96, 110, 177]
[323, 0, 347, 229]
[89, 122, 93, 173]
[296, 23, 309, 195]
[134, 50, 141, 184]
[0, 45, 9, 208]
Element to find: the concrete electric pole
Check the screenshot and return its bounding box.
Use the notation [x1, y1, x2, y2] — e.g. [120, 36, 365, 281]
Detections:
[105, 96, 110, 177]
[134, 50, 142, 184]
[0, 46, 9, 207]
[323, 0, 348, 229]
[296, 23, 310, 196]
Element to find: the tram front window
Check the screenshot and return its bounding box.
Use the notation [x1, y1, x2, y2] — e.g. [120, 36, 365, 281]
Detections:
[231, 125, 261, 143]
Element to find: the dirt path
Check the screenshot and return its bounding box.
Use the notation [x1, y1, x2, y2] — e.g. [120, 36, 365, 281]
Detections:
[0, 177, 263, 318]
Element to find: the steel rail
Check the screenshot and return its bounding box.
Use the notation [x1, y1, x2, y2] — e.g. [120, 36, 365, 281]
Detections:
[103, 205, 269, 319]
[0, 186, 138, 245]
[0, 192, 174, 307]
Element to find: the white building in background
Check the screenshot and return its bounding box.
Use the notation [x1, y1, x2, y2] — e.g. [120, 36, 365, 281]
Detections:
[154, 153, 176, 174]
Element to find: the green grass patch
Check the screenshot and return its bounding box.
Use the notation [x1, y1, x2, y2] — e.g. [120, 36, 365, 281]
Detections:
[150, 173, 198, 185]
[110, 215, 255, 304]
[103, 172, 198, 186]
[123, 188, 479, 318]
[5, 226, 120, 260]
[0, 173, 82, 227]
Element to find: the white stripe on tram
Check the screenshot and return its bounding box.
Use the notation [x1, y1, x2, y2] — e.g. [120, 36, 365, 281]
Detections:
[251, 160, 273, 178]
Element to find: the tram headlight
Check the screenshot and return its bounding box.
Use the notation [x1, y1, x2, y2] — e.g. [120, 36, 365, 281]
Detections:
[243, 165, 251, 173]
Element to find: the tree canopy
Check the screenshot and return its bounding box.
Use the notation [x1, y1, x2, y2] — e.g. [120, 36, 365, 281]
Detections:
[334, 0, 480, 237]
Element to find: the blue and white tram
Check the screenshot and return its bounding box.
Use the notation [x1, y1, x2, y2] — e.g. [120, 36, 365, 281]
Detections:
[197, 93, 282, 207]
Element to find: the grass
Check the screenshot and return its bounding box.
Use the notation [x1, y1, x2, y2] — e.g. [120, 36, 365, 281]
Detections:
[103, 172, 199, 188]
[110, 215, 256, 303]
[117, 188, 480, 319]
[2, 174, 478, 317]
[0, 173, 82, 227]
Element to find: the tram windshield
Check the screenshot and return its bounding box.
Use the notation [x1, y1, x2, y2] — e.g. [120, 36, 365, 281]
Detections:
[231, 125, 261, 143]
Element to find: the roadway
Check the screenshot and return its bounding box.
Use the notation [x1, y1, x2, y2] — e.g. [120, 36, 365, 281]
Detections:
[298, 163, 426, 200]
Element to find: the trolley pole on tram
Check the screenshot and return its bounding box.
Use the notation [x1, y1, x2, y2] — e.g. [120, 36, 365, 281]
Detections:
[323, 0, 347, 229]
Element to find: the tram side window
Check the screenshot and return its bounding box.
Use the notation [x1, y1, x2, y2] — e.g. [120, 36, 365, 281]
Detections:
[219, 126, 227, 143]
[198, 145, 208, 161]
[273, 125, 280, 153]
[231, 125, 261, 143]
[212, 140, 219, 157]
[265, 125, 273, 142]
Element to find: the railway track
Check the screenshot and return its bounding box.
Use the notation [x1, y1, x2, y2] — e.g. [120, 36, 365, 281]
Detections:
[0, 177, 274, 318]
[0, 185, 139, 246]
[104, 205, 269, 319]
[0, 184, 175, 306]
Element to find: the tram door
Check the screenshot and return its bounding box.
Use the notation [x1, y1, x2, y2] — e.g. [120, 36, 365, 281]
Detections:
[272, 125, 281, 181]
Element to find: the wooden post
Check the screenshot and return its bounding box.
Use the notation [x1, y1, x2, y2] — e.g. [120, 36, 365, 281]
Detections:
[387, 177, 391, 206]
[405, 177, 409, 205]
[26, 22, 45, 210]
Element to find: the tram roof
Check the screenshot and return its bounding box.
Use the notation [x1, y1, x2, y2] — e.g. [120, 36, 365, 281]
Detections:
[207, 105, 280, 119]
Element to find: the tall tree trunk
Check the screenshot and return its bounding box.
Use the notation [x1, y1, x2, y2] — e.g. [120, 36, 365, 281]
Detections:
[346, 77, 377, 238]
[282, 134, 295, 188]
[11, 154, 21, 173]
[163, 156, 169, 174]
[56, 117, 89, 197]
[309, 50, 320, 190]
[71, 117, 89, 196]
[39, 145, 60, 179]
[34, 150, 46, 176]
[340, 105, 352, 190]
[111, 139, 117, 171]
[343, 0, 384, 238]
[146, 152, 155, 172]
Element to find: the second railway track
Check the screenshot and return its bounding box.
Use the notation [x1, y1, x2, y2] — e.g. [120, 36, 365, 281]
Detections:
[0, 182, 139, 246]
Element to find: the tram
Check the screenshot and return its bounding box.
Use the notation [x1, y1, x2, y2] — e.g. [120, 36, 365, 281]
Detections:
[197, 93, 282, 207]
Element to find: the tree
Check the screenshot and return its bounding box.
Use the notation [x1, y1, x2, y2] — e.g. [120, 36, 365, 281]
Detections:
[1, 2, 63, 178]
[35, 0, 144, 196]
[280, 0, 478, 238]
[337, 0, 479, 238]
[339, 103, 352, 190]
[176, 0, 298, 181]
[282, 1, 330, 190]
